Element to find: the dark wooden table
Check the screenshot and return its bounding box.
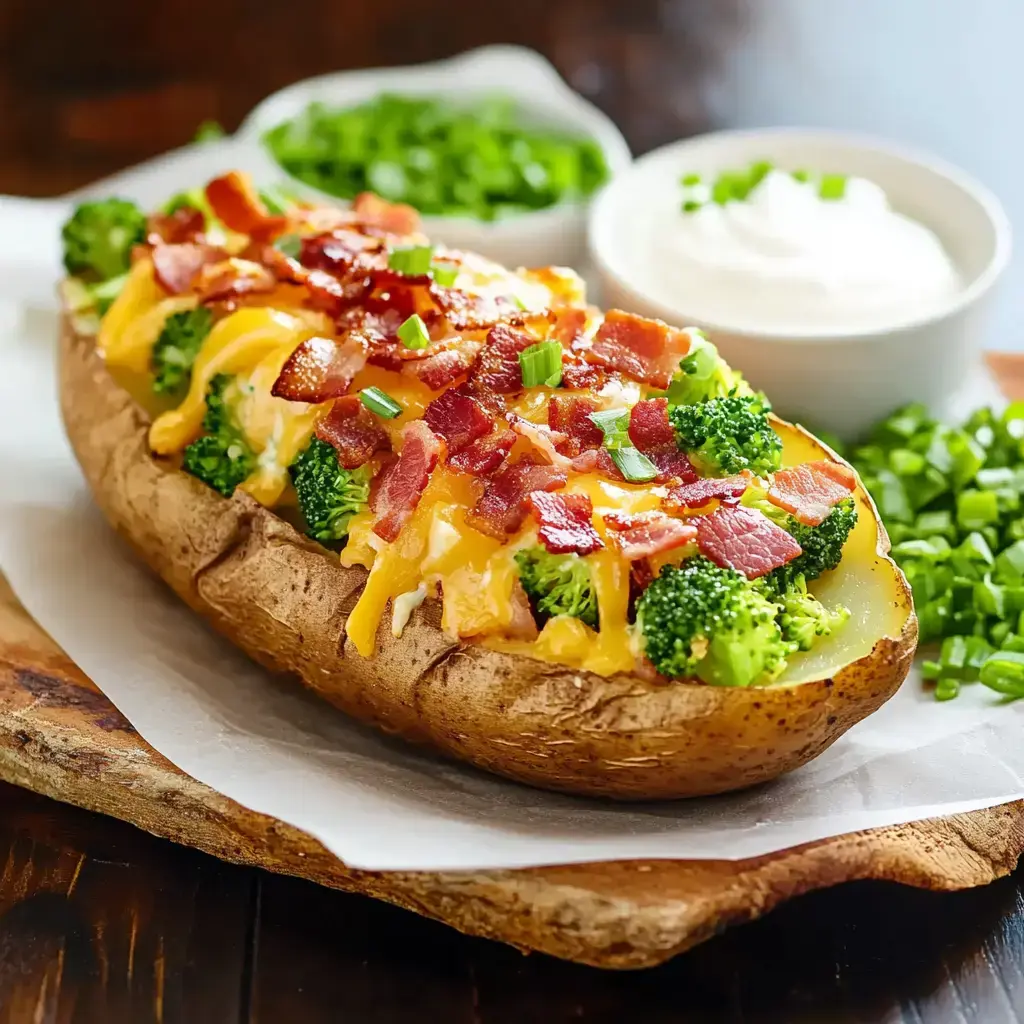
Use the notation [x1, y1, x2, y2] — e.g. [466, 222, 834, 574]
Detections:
[0, 777, 1021, 1022]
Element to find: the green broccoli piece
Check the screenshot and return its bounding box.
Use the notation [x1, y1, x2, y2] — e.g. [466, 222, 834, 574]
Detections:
[151, 308, 214, 396]
[181, 374, 255, 497]
[289, 438, 371, 546]
[636, 557, 789, 686]
[762, 497, 859, 596]
[514, 547, 598, 628]
[666, 334, 744, 406]
[670, 393, 783, 478]
[61, 199, 147, 281]
[776, 575, 850, 651]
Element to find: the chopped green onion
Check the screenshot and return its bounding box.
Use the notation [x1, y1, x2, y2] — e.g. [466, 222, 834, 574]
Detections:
[397, 313, 430, 350]
[388, 245, 434, 276]
[609, 447, 658, 483]
[259, 185, 294, 215]
[979, 651, 1024, 698]
[430, 263, 458, 287]
[680, 173, 701, 186]
[682, 199, 701, 213]
[791, 169, 811, 183]
[956, 489, 999, 530]
[935, 677, 961, 701]
[518, 341, 563, 389]
[359, 386, 403, 419]
[273, 233, 302, 260]
[819, 174, 848, 200]
[589, 409, 632, 449]
[996, 540, 1024, 581]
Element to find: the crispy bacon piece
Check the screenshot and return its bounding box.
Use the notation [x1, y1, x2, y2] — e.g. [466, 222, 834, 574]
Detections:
[604, 511, 698, 561]
[272, 335, 368, 404]
[403, 341, 482, 390]
[147, 205, 206, 246]
[628, 398, 676, 449]
[547, 395, 603, 457]
[768, 461, 857, 527]
[151, 243, 226, 294]
[352, 191, 421, 236]
[371, 420, 441, 542]
[431, 286, 527, 332]
[300, 230, 387, 274]
[561, 360, 605, 390]
[664, 474, 749, 511]
[262, 247, 370, 317]
[465, 323, 534, 394]
[192, 259, 277, 305]
[696, 505, 802, 579]
[526, 491, 604, 556]
[510, 416, 572, 468]
[448, 429, 517, 476]
[587, 310, 692, 389]
[465, 458, 567, 539]
[205, 171, 289, 240]
[314, 395, 390, 470]
[569, 447, 623, 481]
[550, 306, 588, 347]
[423, 388, 492, 451]
[507, 580, 540, 640]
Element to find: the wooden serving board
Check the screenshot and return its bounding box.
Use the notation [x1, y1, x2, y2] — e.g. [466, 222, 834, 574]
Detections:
[0, 573, 1022, 969]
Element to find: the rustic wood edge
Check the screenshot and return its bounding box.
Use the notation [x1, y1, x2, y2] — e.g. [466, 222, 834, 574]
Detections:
[1, 573, 1022, 970]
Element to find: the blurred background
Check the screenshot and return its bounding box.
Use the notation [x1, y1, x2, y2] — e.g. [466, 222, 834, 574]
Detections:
[1, 0, 1018, 345]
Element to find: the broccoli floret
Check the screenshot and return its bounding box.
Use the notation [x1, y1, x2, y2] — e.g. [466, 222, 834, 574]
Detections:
[666, 334, 744, 405]
[289, 438, 371, 546]
[636, 557, 789, 686]
[762, 497, 859, 596]
[151, 308, 214, 395]
[61, 199, 147, 281]
[181, 375, 255, 497]
[777, 575, 850, 651]
[670, 393, 783, 478]
[514, 547, 598, 628]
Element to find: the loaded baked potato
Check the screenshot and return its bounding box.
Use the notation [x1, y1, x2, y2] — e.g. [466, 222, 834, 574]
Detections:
[58, 172, 916, 799]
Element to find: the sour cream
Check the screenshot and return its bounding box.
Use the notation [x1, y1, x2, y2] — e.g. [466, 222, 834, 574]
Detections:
[632, 170, 962, 334]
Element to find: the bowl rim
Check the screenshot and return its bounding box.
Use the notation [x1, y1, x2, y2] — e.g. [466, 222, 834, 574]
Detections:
[235, 44, 634, 234]
[588, 126, 1013, 342]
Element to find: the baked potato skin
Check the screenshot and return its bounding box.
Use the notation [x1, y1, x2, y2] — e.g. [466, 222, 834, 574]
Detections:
[60, 316, 918, 800]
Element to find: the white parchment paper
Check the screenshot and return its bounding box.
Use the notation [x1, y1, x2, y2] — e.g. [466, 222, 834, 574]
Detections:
[0, 145, 1020, 872]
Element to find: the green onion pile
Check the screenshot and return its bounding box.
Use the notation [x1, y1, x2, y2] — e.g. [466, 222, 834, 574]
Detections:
[847, 402, 1024, 701]
[263, 94, 610, 222]
[680, 160, 848, 213]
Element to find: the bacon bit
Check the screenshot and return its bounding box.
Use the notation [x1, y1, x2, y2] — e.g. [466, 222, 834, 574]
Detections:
[314, 395, 391, 470]
[510, 417, 573, 468]
[465, 458, 567, 539]
[205, 171, 289, 240]
[570, 447, 624, 481]
[431, 286, 528, 332]
[300, 230, 387, 274]
[403, 341, 482, 390]
[646, 448, 699, 485]
[696, 505, 803, 579]
[550, 306, 588, 348]
[526, 491, 604, 556]
[371, 420, 441, 542]
[604, 511, 698, 561]
[664, 474, 749, 512]
[768, 461, 857, 527]
[466, 323, 534, 394]
[630, 559, 655, 600]
[506, 580, 540, 640]
[262, 247, 370, 317]
[147, 206, 206, 246]
[547, 395, 604, 457]
[272, 335, 369, 404]
[423, 388, 492, 451]
[151, 243, 226, 294]
[628, 398, 676, 449]
[587, 310, 692, 389]
[561, 359, 605, 391]
[448, 429, 517, 476]
[352, 192, 421, 236]
[192, 259, 278, 305]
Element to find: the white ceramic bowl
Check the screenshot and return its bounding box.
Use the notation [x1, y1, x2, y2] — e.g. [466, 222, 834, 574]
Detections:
[589, 129, 1012, 440]
[235, 45, 632, 270]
